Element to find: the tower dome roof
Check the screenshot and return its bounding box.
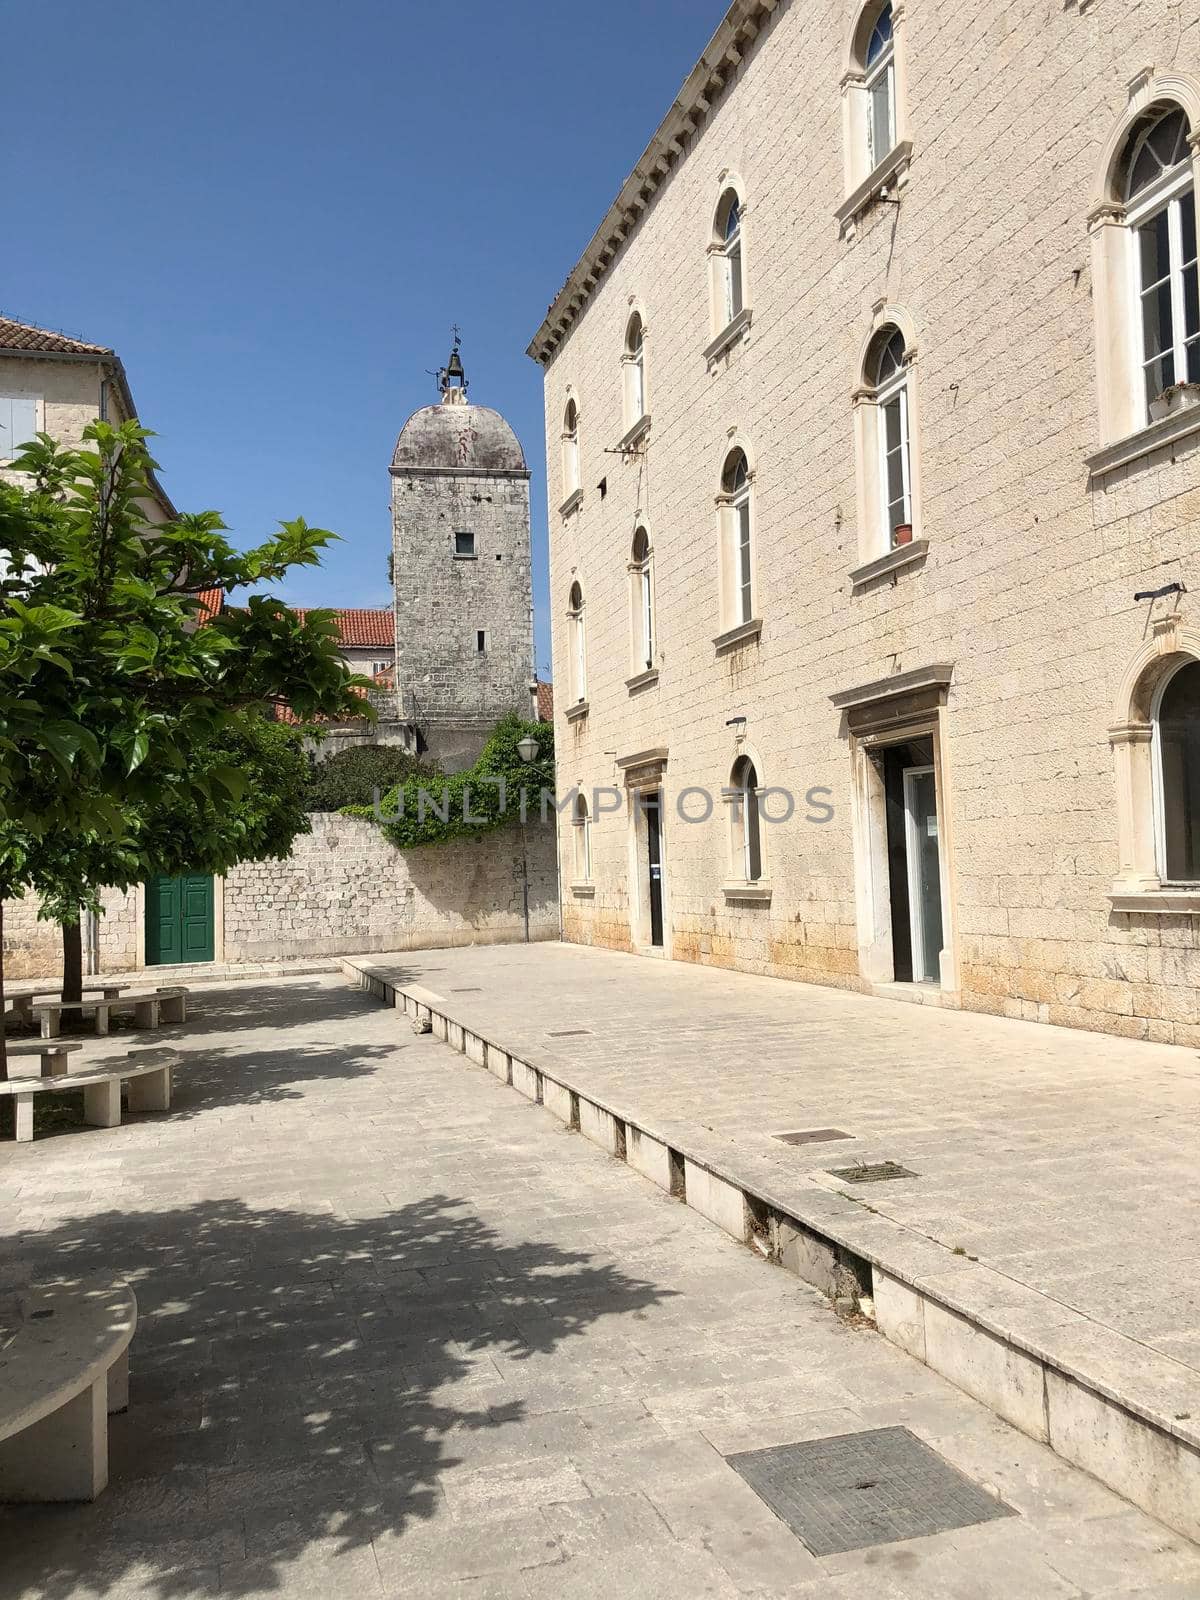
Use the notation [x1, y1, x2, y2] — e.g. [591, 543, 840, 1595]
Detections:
[391, 400, 528, 475]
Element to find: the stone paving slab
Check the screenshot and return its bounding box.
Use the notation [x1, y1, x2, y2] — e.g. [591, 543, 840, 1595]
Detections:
[2, 974, 1196, 1595]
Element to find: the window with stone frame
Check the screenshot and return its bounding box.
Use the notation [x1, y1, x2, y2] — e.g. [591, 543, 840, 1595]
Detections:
[567, 580, 587, 705]
[1124, 108, 1199, 420]
[561, 399, 581, 505]
[718, 448, 755, 629]
[623, 314, 647, 431]
[1154, 657, 1200, 882]
[711, 190, 745, 334]
[728, 754, 763, 883]
[630, 526, 654, 673]
[573, 791, 593, 882]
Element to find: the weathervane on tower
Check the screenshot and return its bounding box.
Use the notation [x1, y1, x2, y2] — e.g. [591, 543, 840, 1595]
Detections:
[437, 326, 468, 399]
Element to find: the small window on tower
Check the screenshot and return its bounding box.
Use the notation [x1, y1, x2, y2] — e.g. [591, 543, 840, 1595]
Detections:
[455, 530, 476, 557]
[476, 630, 487, 654]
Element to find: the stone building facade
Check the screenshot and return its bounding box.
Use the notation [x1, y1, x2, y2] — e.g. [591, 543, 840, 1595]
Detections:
[529, 0, 1200, 1043]
[391, 343, 537, 771]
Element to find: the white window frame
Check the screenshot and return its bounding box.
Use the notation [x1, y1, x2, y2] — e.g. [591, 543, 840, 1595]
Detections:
[561, 402, 581, 502]
[875, 360, 912, 542]
[718, 454, 754, 628]
[1151, 656, 1200, 884]
[1127, 160, 1197, 421]
[573, 797, 593, 881]
[864, 18, 896, 170]
[630, 530, 654, 672]
[623, 318, 647, 429]
[727, 757, 764, 884]
[722, 203, 744, 328]
[568, 587, 587, 705]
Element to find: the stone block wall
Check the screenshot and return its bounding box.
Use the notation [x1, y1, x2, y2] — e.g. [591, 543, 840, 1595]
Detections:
[221, 813, 558, 962]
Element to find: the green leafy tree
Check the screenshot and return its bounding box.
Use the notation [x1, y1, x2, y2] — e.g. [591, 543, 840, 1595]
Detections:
[304, 743, 433, 813]
[0, 421, 370, 1076]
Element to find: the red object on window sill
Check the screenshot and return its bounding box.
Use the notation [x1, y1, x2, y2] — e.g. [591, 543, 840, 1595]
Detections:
[893, 523, 914, 546]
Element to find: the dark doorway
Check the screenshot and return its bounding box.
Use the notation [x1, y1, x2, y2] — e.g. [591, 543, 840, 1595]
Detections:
[644, 790, 665, 948]
[880, 738, 942, 984]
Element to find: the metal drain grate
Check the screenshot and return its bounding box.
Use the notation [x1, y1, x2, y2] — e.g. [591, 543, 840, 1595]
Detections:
[450, 987, 483, 993]
[828, 1161, 918, 1184]
[727, 1427, 1014, 1556]
[547, 1029, 593, 1038]
[774, 1129, 854, 1146]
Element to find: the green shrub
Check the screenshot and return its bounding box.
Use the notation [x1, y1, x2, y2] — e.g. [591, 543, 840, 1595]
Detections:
[305, 743, 433, 812]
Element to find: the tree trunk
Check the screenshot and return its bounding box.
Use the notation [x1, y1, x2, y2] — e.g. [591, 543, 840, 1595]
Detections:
[0, 899, 7, 1083]
[62, 916, 84, 1028]
[62, 917, 84, 1003]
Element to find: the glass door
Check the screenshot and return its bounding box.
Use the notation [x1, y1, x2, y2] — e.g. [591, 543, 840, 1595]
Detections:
[644, 791, 664, 948]
[902, 767, 943, 984]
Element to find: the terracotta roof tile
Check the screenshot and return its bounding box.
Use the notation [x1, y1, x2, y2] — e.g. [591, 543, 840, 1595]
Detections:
[536, 680, 554, 722]
[292, 607, 395, 648]
[0, 315, 111, 356]
[194, 587, 225, 625]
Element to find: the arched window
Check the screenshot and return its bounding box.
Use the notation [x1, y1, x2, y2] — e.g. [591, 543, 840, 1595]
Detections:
[1154, 657, 1200, 881]
[718, 448, 755, 627]
[573, 792, 593, 882]
[561, 399, 581, 503]
[854, 319, 919, 563]
[864, 2, 896, 170]
[1124, 108, 1199, 418]
[567, 580, 587, 706]
[712, 190, 745, 333]
[729, 755, 763, 883]
[623, 314, 646, 429]
[630, 527, 654, 673]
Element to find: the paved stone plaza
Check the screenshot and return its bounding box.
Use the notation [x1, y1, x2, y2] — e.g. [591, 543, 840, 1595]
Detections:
[2, 974, 1198, 1597]
[358, 944, 1200, 1383]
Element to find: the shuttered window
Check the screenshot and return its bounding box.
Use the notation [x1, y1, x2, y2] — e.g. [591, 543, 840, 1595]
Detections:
[0, 395, 38, 460]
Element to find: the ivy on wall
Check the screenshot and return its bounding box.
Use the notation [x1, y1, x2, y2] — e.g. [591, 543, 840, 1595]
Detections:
[348, 714, 555, 849]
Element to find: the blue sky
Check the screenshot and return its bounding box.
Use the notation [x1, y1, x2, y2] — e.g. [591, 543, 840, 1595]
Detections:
[5, 0, 723, 677]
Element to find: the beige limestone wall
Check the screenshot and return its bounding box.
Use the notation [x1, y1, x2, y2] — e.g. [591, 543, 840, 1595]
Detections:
[222, 814, 559, 962]
[540, 0, 1200, 1042]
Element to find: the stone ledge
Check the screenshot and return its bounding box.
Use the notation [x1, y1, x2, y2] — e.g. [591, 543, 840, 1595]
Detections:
[713, 617, 763, 655]
[625, 667, 660, 694]
[720, 881, 773, 904]
[849, 539, 929, 589]
[836, 140, 914, 236]
[564, 701, 590, 724]
[1086, 406, 1200, 478]
[703, 306, 753, 368]
[1109, 889, 1200, 915]
[344, 955, 1200, 1548]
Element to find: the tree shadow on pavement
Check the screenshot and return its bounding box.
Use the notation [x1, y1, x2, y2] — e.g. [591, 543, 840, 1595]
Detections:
[1, 1194, 674, 1597]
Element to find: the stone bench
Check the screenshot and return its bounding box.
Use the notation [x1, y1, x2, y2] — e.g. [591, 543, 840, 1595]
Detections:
[31, 986, 187, 1039]
[0, 1056, 173, 1143]
[6, 982, 129, 1026]
[5, 1041, 85, 1079]
[0, 1281, 137, 1501]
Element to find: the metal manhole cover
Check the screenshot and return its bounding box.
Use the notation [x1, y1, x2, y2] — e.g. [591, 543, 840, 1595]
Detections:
[547, 1029, 592, 1037]
[727, 1427, 1014, 1555]
[828, 1161, 917, 1184]
[774, 1129, 854, 1146]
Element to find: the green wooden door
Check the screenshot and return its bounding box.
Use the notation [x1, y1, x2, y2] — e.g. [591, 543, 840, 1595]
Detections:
[145, 874, 214, 965]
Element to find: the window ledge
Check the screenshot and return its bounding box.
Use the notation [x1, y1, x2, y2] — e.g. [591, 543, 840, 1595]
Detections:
[625, 667, 660, 694]
[1085, 406, 1200, 479]
[617, 414, 651, 453]
[565, 700, 590, 724]
[704, 307, 753, 368]
[836, 141, 913, 237]
[850, 539, 929, 589]
[570, 881, 596, 899]
[453, 553, 478, 561]
[1109, 888, 1200, 915]
[721, 881, 773, 904]
[559, 488, 583, 518]
[713, 617, 763, 655]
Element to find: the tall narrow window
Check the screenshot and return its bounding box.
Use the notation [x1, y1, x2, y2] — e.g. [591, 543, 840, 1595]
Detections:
[857, 323, 916, 558]
[573, 792, 593, 881]
[623, 314, 646, 429]
[568, 580, 587, 705]
[719, 448, 754, 626]
[561, 399, 581, 504]
[730, 756, 763, 883]
[713, 190, 745, 332]
[1125, 109, 1199, 419]
[1155, 658, 1200, 881]
[865, 2, 896, 170]
[631, 527, 654, 672]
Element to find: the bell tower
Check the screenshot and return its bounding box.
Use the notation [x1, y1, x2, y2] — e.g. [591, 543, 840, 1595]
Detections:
[389, 336, 535, 772]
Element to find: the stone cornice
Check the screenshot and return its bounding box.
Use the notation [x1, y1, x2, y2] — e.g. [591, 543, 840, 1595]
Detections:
[525, 0, 783, 366]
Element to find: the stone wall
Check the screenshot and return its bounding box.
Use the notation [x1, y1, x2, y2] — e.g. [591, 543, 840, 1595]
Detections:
[537, 0, 1200, 1043]
[222, 813, 558, 962]
[2, 816, 559, 976]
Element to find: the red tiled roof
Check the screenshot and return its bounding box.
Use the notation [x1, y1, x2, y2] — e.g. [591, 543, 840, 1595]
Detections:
[274, 682, 373, 727]
[536, 680, 554, 722]
[195, 587, 225, 625]
[292, 607, 395, 648]
[0, 315, 112, 356]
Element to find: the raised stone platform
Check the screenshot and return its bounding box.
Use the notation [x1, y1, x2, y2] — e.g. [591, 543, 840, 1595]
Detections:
[343, 946, 1200, 1546]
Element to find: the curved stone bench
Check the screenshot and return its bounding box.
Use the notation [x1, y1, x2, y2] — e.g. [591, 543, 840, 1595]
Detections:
[0, 1281, 137, 1501]
[0, 1056, 173, 1142]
